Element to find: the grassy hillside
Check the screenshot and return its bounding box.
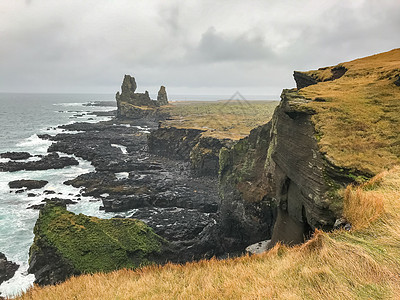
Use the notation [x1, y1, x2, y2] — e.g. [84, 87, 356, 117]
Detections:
[299, 48, 400, 175]
[159, 100, 279, 140]
[14, 166, 400, 299]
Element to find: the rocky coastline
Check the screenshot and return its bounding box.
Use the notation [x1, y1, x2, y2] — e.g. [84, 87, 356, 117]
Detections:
[22, 66, 377, 286]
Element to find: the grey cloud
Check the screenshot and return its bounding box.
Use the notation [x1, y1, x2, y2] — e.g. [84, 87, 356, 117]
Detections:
[0, 1, 398, 95]
[189, 27, 274, 63]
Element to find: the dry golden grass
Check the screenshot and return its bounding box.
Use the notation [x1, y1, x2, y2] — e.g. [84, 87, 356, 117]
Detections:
[299, 48, 400, 175]
[158, 100, 278, 140]
[13, 167, 400, 300]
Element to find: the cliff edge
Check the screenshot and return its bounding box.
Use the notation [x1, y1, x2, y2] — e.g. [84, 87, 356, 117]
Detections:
[219, 48, 400, 251]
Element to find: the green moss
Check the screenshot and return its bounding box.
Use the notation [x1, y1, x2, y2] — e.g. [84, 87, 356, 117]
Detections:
[218, 147, 232, 177]
[33, 204, 164, 273]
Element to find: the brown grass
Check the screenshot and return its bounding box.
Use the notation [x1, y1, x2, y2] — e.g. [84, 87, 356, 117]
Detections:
[158, 100, 278, 140]
[13, 167, 400, 299]
[299, 48, 400, 175]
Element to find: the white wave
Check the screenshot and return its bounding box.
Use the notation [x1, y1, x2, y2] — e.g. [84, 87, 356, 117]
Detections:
[53, 103, 85, 107]
[111, 144, 128, 154]
[15, 135, 52, 155]
[0, 261, 35, 297]
[115, 172, 129, 180]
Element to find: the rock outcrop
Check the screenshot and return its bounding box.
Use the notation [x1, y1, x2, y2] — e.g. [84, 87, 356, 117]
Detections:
[9, 179, 48, 190]
[0, 152, 78, 172]
[294, 65, 347, 90]
[116, 75, 168, 119]
[28, 203, 168, 286]
[0, 152, 32, 160]
[0, 252, 19, 285]
[157, 86, 168, 106]
[148, 126, 232, 176]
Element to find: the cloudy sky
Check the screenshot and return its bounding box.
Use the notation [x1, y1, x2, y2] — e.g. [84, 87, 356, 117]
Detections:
[0, 0, 399, 97]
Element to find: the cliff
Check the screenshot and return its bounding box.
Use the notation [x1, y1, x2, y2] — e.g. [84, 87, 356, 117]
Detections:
[148, 101, 277, 176]
[28, 203, 167, 286]
[219, 48, 400, 251]
[116, 75, 168, 119]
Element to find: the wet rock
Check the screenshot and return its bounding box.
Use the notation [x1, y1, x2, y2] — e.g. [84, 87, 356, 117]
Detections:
[9, 180, 48, 190]
[0, 153, 78, 172]
[0, 252, 19, 285]
[44, 190, 56, 195]
[27, 204, 46, 210]
[0, 151, 32, 160]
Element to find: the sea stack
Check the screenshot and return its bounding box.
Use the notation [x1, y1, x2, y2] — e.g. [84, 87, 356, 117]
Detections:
[115, 75, 168, 119]
[157, 86, 168, 106]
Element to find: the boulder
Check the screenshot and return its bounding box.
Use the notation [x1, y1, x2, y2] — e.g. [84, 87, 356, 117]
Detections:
[0, 152, 32, 160]
[0, 252, 19, 285]
[9, 179, 48, 190]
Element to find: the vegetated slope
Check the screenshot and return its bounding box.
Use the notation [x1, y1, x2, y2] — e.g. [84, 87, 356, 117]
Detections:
[15, 167, 400, 299]
[299, 48, 400, 175]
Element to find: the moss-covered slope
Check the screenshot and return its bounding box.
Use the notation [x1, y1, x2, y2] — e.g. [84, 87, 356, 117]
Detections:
[28, 203, 165, 286]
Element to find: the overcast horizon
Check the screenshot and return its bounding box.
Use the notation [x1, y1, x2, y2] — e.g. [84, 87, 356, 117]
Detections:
[1, 1, 399, 96]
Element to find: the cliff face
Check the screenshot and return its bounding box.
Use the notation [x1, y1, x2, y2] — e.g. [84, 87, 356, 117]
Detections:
[29, 203, 167, 286]
[219, 49, 400, 251]
[219, 89, 357, 250]
[148, 126, 233, 177]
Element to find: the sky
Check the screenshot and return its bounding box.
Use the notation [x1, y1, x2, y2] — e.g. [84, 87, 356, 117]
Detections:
[0, 0, 399, 97]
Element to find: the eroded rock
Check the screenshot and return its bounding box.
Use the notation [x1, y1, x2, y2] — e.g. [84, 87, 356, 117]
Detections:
[9, 179, 48, 190]
[0, 252, 19, 285]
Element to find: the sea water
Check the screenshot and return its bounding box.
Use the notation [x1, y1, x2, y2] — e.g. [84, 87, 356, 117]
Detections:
[0, 93, 124, 297]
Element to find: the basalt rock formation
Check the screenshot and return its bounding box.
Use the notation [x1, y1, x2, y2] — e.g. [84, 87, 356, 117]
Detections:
[219, 49, 400, 252]
[116, 75, 168, 119]
[148, 127, 233, 177]
[157, 86, 168, 106]
[0, 152, 78, 172]
[218, 89, 358, 251]
[9, 179, 48, 190]
[0, 252, 19, 285]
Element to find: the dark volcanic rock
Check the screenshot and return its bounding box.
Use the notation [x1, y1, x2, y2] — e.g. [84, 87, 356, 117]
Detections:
[0, 153, 78, 172]
[395, 75, 400, 86]
[0, 252, 19, 285]
[293, 71, 318, 89]
[0, 152, 32, 160]
[219, 89, 364, 252]
[293, 66, 347, 90]
[157, 86, 168, 106]
[148, 127, 203, 161]
[9, 179, 48, 190]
